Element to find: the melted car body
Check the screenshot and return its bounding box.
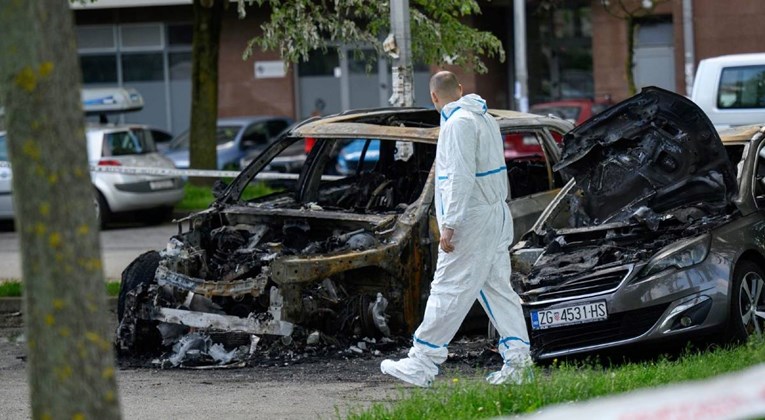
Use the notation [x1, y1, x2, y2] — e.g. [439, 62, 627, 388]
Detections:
[116, 108, 573, 359]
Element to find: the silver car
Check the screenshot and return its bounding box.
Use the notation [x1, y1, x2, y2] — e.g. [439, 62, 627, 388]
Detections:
[88, 124, 184, 225]
[511, 87, 765, 360]
[0, 126, 184, 226]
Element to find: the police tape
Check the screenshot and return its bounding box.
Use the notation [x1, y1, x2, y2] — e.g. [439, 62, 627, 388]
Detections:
[512, 362, 765, 420]
[0, 161, 343, 181]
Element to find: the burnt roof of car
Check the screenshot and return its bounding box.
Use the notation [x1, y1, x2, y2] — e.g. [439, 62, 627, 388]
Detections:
[719, 124, 765, 144]
[291, 107, 572, 142]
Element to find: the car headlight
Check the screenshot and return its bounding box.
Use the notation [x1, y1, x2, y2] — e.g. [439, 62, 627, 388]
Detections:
[639, 234, 711, 278]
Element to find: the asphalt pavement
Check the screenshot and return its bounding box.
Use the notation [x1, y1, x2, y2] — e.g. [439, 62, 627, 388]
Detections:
[0, 222, 177, 281]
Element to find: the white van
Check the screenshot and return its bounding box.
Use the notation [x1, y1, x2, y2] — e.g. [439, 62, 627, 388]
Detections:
[691, 53, 765, 129]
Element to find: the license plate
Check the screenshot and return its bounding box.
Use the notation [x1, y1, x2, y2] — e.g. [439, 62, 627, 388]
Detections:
[150, 179, 174, 190]
[531, 301, 607, 330]
[522, 135, 538, 146]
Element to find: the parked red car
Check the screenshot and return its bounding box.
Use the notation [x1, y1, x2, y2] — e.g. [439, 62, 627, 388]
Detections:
[531, 99, 612, 125]
[502, 99, 612, 161]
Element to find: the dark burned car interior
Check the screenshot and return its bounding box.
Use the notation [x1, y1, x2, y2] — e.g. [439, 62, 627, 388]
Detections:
[116, 106, 573, 366]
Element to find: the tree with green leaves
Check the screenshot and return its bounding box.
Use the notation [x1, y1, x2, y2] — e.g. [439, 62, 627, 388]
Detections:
[600, 0, 670, 95]
[0, 0, 121, 418]
[240, 0, 504, 73]
[186, 0, 506, 171]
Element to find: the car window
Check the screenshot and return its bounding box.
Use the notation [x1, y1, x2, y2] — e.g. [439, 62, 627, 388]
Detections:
[102, 128, 157, 156]
[503, 130, 561, 198]
[150, 129, 173, 144]
[241, 123, 269, 145]
[266, 120, 290, 138]
[754, 144, 765, 206]
[717, 65, 765, 109]
[239, 136, 436, 214]
[532, 105, 581, 122]
[217, 125, 243, 145]
[0, 134, 7, 161]
[308, 138, 435, 212]
[168, 124, 244, 150]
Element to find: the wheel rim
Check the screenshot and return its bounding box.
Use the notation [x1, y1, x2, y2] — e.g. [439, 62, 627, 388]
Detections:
[739, 271, 765, 336]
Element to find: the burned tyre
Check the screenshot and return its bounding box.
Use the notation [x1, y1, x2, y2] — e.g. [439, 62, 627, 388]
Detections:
[728, 260, 765, 342]
[117, 251, 162, 354]
[118, 250, 161, 321]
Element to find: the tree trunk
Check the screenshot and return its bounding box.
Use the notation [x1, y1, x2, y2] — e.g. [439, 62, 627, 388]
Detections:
[190, 0, 224, 184]
[0, 1, 121, 419]
[625, 16, 637, 96]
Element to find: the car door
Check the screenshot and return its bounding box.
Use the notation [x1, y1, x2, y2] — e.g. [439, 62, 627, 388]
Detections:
[503, 126, 568, 242]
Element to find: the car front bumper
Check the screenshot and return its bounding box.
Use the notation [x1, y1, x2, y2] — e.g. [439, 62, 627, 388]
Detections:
[524, 259, 731, 360]
[97, 174, 185, 212]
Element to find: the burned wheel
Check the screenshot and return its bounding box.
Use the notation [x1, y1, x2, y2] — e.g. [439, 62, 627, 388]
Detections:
[118, 250, 160, 321]
[729, 260, 765, 342]
[117, 250, 163, 354]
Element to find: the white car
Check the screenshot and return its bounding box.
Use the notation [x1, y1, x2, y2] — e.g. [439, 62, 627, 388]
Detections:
[0, 126, 185, 226]
[691, 53, 765, 129]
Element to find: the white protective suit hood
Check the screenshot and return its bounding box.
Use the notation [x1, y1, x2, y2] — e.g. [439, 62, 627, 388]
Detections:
[435, 93, 509, 231]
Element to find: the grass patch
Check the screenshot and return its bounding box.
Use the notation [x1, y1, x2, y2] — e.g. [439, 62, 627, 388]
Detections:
[351, 339, 765, 419]
[175, 181, 277, 210]
[0, 281, 22, 297]
[0, 281, 121, 297]
[105, 281, 121, 296]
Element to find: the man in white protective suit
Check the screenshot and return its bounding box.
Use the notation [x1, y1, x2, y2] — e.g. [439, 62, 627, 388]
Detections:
[380, 71, 532, 387]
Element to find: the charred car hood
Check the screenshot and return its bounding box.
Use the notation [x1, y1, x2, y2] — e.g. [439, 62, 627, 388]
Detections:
[554, 87, 737, 224]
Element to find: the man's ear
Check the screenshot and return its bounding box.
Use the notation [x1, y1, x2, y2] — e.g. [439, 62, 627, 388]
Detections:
[458, 84, 463, 97]
[430, 91, 438, 104]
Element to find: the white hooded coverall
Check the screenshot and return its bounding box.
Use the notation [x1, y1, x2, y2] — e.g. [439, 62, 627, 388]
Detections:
[389, 94, 530, 385]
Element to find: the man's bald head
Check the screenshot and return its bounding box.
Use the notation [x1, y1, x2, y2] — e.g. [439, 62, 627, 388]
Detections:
[429, 71, 463, 112]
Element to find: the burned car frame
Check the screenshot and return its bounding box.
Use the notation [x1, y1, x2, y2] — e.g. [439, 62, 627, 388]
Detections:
[116, 107, 573, 360]
[511, 87, 765, 361]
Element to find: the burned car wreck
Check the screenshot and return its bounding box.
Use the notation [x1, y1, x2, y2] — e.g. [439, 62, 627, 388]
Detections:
[511, 87, 765, 360]
[116, 107, 573, 365]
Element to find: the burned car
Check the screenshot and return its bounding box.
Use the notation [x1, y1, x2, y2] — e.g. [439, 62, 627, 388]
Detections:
[116, 107, 573, 360]
[511, 87, 765, 361]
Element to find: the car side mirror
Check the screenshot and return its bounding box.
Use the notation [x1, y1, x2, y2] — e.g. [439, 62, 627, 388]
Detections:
[211, 179, 228, 199]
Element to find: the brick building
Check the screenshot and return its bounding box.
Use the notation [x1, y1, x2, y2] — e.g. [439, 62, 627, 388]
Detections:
[593, 0, 765, 102]
[71, 0, 765, 136]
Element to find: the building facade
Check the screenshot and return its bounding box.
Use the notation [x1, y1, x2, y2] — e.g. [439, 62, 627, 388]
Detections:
[71, 0, 765, 136]
[593, 0, 765, 102]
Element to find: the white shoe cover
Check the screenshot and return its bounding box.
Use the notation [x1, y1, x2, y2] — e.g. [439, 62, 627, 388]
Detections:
[380, 357, 435, 388]
[486, 363, 534, 385]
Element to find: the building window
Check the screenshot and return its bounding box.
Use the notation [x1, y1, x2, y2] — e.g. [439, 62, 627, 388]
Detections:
[167, 24, 193, 46]
[120, 24, 164, 50]
[76, 26, 116, 51]
[169, 52, 192, 80]
[77, 23, 193, 134]
[122, 53, 164, 82]
[81, 55, 118, 84]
